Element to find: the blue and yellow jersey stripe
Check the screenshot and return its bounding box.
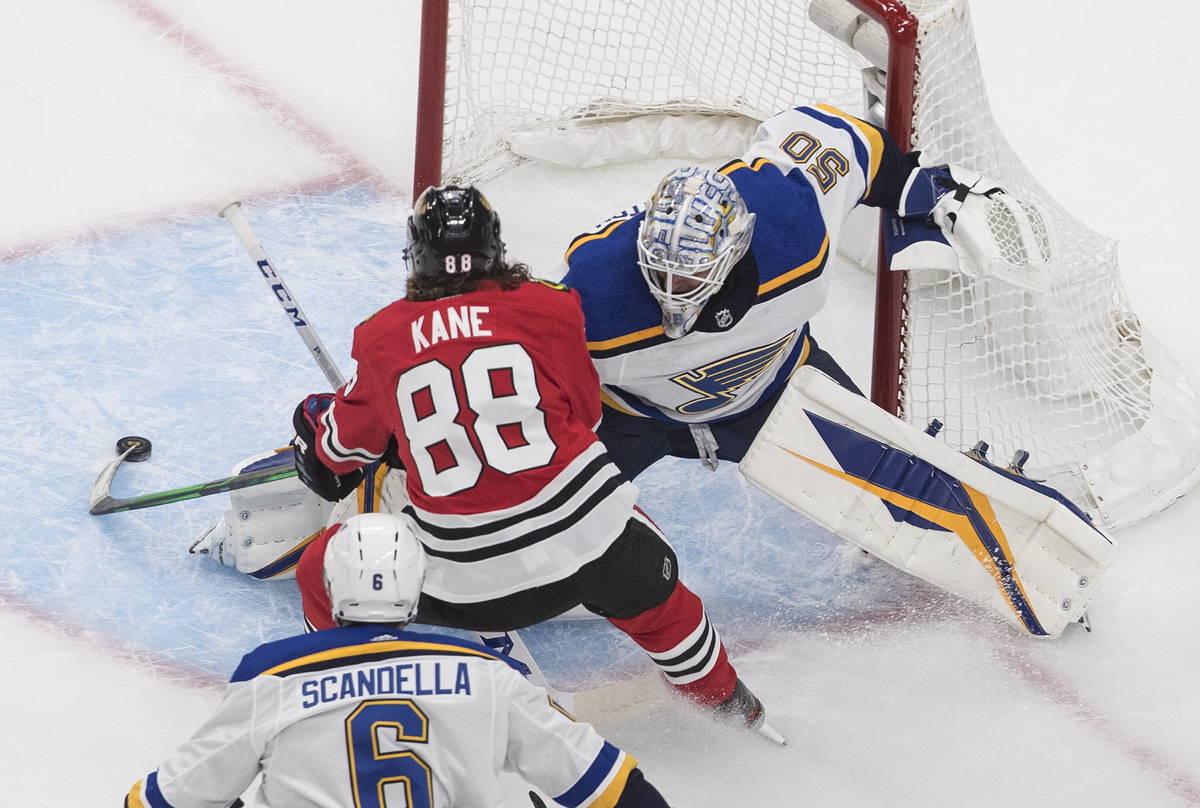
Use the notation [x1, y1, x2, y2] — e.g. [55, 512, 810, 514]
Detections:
[258, 639, 506, 677]
[599, 388, 646, 417]
[556, 742, 639, 808]
[586, 323, 665, 355]
[232, 626, 522, 682]
[126, 772, 174, 808]
[717, 153, 832, 301]
[564, 215, 634, 262]
[718, 156, 773, 176]
[757, 232, 829, 298]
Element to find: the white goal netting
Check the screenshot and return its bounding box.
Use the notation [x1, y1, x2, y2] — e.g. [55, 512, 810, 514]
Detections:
[424, 0, 1200, 527]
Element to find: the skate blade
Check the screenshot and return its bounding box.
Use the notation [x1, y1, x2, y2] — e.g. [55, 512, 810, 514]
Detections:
[756, 719, 787, 745]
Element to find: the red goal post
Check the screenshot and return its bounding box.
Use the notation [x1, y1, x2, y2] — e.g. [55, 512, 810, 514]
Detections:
[410, 0, 1200, 528]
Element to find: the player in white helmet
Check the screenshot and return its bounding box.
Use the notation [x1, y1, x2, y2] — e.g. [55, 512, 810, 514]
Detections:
[128, 513, 673, 808]
[322, 511, 427, 625]
[636, 168, 756, 339]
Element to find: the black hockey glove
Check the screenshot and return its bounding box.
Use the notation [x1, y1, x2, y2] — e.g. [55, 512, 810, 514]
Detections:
[292, 393, 363, 502]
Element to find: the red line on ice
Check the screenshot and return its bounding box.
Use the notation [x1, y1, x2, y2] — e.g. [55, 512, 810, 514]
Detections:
[1, 1, 404, 262]
[0, 172, 348, 263]
[110, 0, 397, 196]
[989, 636, 1200, 804]
[0, 590, 224, 690]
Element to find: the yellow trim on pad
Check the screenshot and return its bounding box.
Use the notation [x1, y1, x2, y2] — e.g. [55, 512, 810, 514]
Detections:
[771, 444, 1033, 626]
[126, 781, 147, 808]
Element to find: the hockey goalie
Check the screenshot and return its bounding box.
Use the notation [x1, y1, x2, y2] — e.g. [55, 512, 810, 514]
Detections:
[194, 104, 1116, 640]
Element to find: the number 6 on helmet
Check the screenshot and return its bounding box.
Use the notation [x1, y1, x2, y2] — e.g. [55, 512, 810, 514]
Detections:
[323, 513, 428, 626]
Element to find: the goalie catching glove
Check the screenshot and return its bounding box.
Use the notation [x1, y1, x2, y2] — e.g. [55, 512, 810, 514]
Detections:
[895, 164, 1052, 293]
[292, 393, 363, 502]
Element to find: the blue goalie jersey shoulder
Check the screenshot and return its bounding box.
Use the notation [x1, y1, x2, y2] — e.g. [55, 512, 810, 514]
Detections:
[719, 159, 832, 298]
[231, 626, 522, 682]
[563, 211, 664, 348]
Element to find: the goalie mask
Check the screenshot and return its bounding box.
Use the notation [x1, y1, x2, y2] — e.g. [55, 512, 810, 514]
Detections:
[637, 167, 756, 338]
[405, 185, 505, 278]
[323, 513, 427, 625]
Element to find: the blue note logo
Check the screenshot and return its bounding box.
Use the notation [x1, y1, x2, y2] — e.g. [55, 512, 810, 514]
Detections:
[671, 331, 796, 415]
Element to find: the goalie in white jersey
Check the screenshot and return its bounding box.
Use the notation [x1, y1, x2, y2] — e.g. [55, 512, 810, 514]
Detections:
[127, 513, 671, 808]
[561, 104, 1006, 476]
[561, 104, 1114, 639]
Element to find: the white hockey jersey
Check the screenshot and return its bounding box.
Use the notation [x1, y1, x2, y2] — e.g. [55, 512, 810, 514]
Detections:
[126, 626, 638, 808]
[562, 105, 901, 424]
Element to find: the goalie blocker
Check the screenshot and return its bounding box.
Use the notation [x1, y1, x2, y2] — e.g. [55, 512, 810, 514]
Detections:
[739, 367, 1117, 637]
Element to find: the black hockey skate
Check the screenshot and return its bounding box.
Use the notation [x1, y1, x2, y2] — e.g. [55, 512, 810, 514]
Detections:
[713, 678, 786, 744]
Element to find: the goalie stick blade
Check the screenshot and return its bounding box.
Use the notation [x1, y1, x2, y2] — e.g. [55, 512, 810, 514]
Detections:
[88, 459, 299, 516]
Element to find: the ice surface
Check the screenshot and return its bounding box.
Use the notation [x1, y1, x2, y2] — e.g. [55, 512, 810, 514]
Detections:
[2, 1, 1198, 806]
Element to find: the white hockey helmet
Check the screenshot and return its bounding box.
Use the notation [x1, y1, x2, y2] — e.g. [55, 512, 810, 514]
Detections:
[323, 513, 427, 626]
[636, 167, 756, 338]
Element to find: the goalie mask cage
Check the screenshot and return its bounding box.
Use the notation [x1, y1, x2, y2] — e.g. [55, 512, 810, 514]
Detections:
[412, 0, 1200, 528]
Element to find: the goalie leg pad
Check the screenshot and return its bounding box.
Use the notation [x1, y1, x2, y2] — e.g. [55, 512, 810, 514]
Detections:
[738, 367, 1118, 637]
[192, 450, 334, 579]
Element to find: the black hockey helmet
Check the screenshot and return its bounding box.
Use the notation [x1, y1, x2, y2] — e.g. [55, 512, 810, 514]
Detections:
[405, 185, 505, 278]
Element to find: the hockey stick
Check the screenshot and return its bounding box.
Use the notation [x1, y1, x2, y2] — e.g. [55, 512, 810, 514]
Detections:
[216, 197, 346, 387]
[90, 198, 336, 516]
[89, 457, 298, 515]
[89, 200, 345, 515]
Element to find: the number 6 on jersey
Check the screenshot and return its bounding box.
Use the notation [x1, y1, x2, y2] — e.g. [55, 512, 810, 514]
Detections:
[396, 343, 556, 496]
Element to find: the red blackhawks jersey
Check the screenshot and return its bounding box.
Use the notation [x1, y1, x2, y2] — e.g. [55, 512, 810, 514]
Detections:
[316, 279, 639, 604]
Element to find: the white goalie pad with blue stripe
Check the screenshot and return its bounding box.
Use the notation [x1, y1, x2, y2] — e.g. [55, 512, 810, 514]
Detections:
[739, 367, 1118, 637]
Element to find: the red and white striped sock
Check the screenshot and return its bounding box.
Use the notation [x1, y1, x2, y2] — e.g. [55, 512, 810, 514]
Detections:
[608, 580, 737, 705]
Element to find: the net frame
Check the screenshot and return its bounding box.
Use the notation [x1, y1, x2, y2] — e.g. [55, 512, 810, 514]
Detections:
[410, 0, 1200, 526]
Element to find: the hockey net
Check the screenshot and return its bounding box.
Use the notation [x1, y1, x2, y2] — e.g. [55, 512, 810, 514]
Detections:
[413, 0, 1200, 528]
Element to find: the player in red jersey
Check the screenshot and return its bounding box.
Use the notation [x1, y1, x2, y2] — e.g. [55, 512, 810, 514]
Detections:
[290, 185, 780, 740]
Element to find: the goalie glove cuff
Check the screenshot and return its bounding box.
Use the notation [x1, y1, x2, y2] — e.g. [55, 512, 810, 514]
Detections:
[292, 393, 364, 502]
[896, 164, 1003, 219]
